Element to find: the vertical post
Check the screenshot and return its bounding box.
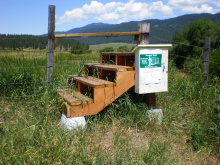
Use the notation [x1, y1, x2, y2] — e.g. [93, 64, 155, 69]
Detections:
[138, 23, 156, 108]
[203, 37, 211, 89]
[47, 5, 55, 83]
[138, 23, 150, 45]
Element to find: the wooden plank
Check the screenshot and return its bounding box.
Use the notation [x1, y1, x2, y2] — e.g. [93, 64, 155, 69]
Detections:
[55, 31, 140, 38]
[84, 63, 133, 71]
[138, 22, 150, 45]
[90, 77, 116, 87]
[203, 37, 211, 90]
[68, 75, 115, 88]
[146, 93, 156, 107]
[101, 52, 135, 56]
[57, 87, 93, 105]
[67, 70, 135, 117]
[47, 5, 55, 83]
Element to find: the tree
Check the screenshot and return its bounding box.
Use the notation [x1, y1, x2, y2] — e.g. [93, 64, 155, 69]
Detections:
[172, 19, 220, 70]
[117, 45, 129, 52]
[70, 44, 86, 54]
[99, 47, 114, 53]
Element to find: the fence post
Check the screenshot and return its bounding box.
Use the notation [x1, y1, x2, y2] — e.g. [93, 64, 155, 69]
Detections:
[138, 22, 150, 45]
[138, 23, 156, 108]
[203, 37, 211, 90]
[47, 5, 55, 83]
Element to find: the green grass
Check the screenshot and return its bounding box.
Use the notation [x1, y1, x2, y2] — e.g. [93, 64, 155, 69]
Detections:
[90, 43, 136, 51]
[0, 50, 219, 164]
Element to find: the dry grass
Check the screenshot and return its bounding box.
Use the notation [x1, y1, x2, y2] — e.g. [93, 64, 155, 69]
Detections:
[0, 50, 219, 164]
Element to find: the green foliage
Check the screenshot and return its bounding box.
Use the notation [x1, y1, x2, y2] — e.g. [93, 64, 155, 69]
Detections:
[209, 48, 220, 77]
[0, 50, 219, 163]
[70, 44, 86, 54]
[99, 47, 114, 53]
[143, 141, 169, 164]
[0, 34, 88, 51]
[70, 43, 91, 54]
[117, 45, 129, 52]
[0, 34, 48, 50]
[172, 19, 220, 71]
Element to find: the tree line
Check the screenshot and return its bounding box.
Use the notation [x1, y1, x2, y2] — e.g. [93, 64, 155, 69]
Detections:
[0, 34, 88, 50]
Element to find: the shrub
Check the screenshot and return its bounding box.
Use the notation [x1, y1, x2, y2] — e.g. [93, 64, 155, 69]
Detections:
[117, 45, 129, 52]
[70, 44, 86, 54]
[99, 47, 114, 53]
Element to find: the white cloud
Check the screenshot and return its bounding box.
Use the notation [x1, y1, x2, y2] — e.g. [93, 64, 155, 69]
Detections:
[82, 1, 122, 16]
[149, 1, 173, 17]
[116, 0, 151, 20]
[114, 0, 173, 21]
[182, 4, 215, 14]
[57, 0, 218, 25]
[57, 0, 174, 24]
[97, 12, 120, 21]
[168, 0, 211, 8]
[167, 0, 217, 14]
[212, 1, 220, 7]
[58, 8, 87, 24]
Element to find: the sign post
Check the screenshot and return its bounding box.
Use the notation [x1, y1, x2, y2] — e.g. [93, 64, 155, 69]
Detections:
[133, 44, 172, 94]
[133, 44, 172, 124]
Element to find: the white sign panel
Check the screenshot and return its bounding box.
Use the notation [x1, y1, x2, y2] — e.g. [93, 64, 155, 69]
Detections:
[133, 44, 172, 94]
[139, 49, 162, 85]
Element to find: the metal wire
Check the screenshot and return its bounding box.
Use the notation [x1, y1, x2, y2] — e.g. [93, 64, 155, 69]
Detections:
[1, 34, 219, 100]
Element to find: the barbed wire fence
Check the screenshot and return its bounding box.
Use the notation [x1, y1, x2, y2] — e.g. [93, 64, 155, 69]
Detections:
[0, 35, 219, 101]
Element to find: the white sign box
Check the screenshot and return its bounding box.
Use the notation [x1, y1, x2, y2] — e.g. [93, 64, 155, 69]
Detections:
[132, 44, 172, 94]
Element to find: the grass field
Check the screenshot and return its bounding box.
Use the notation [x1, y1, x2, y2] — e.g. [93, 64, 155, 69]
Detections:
[0, 50, 219, 164]
[90, 43, 136, 51]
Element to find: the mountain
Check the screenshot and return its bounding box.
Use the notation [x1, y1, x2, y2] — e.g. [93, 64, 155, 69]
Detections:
[55, 13, 220, 44]
[67, 23, 112, 33]
[55, 23, 112, 34]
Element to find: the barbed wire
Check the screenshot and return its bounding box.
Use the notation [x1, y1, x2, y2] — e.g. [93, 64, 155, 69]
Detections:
[209, 61, 220, 65]
[169, 53, 202, 61]
[170, 67, 203, 75]
[0, 36, 47, 40]
[0, 34, 219, 101]
[0, 78, 69, 86]
[150, 35, 205, 49]
[0, 65, 47, 70]
[170, 67, 219, 79]
[0, 93, 44, 100]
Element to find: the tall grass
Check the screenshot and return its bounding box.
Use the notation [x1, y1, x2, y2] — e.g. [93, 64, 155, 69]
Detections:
[0, 50, 219, 164]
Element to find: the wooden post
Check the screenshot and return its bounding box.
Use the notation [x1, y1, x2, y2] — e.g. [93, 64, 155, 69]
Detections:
[138, 23, 150, 45]
[47, 5, 55, 83]
[138, 23, 156, 108]
[203, 37, 211, 89]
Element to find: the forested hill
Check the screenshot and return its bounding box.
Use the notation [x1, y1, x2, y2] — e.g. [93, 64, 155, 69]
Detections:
[56, 13, 220, 44]
[1, 13, 219, 50]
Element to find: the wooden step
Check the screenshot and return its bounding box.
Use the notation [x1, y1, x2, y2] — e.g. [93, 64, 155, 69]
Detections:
[101, 52, 135, 56]
[57, 87, 93, 105]
[68, 75, 116, 88]
[84, 63, 134, 71]
[100, 52, 135, 66]
[61, 70, 135, 117]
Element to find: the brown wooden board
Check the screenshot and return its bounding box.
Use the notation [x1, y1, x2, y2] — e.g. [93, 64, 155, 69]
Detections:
[84, 63, 133, 71]
[66, 70, 135, 117]
[68, 75, 115, 88]
[57, 87, 93, 106]
[101, 52, 135, 56]
[55, 32, 140, 38]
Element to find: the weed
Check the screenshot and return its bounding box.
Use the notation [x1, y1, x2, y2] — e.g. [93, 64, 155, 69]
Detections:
[0, 50, 219, 164]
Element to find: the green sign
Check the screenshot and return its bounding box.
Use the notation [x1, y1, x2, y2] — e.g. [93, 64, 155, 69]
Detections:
[140, 54, 162, 68]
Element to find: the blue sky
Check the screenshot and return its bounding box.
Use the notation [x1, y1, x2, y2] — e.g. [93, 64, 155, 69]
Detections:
[0, 0, 219, 35]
